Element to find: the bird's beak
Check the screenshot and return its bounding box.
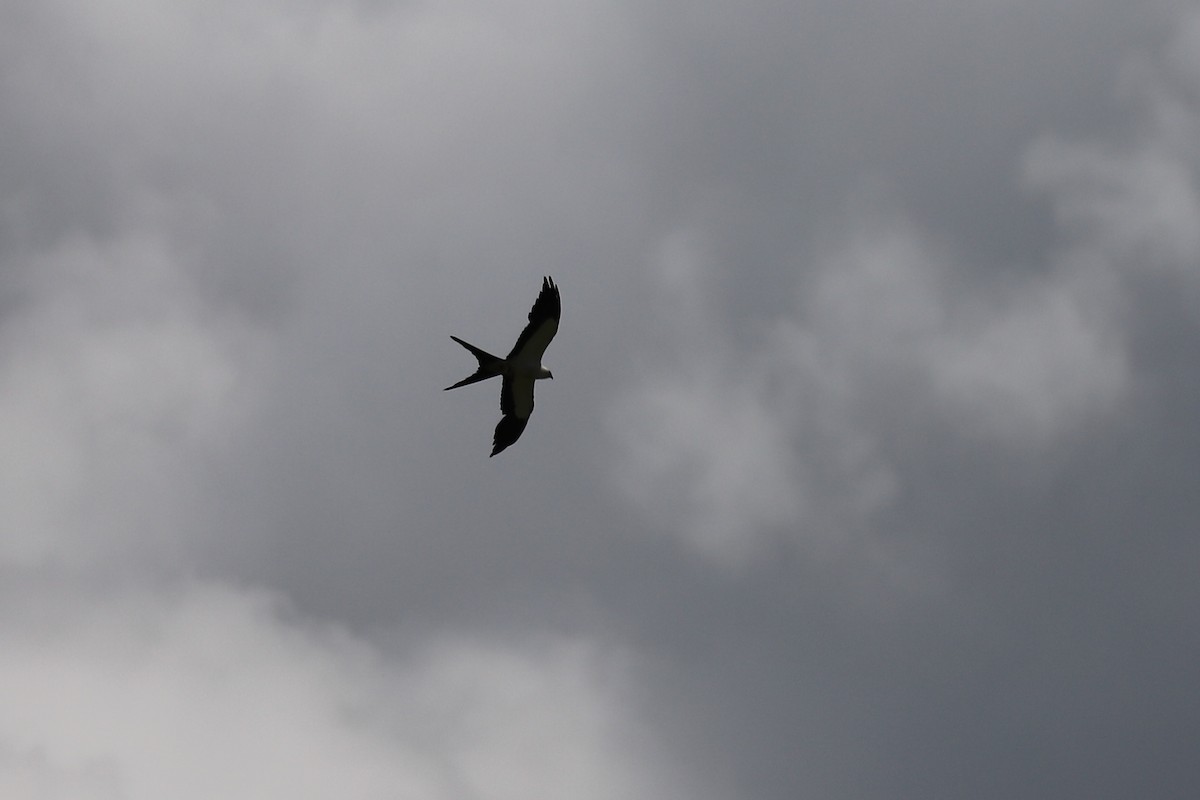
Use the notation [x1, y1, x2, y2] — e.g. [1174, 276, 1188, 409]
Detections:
[549, 372, 554, 379]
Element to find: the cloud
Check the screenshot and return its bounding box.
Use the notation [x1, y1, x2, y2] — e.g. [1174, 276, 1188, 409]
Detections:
[808, 220, 1129, 446]
[607, 8, 1200, 568]
[608, 230, 806, 564]
[1022, 33, 1200, 292]
[0, 583, 675, 800]
[611, 197, 1132, 569]
[0, 231, 265, 570]
[0, 7, 694, 794]
[3, 0, 1199, 798]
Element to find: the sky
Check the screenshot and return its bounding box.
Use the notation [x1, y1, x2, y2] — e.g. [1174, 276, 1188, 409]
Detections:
[1, 0, 1198, 798]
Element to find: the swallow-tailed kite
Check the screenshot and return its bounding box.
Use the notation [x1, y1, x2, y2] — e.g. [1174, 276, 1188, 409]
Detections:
[445, 276, 560, 456]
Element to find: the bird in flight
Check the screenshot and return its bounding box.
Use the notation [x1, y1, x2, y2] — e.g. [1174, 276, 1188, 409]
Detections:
[445, 276, 560, 456]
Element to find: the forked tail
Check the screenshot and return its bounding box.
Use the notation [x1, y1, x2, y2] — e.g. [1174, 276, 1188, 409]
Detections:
[444, 336, 505, 390]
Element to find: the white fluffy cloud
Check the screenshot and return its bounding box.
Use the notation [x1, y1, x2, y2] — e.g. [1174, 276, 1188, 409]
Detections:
[0, 584, 671, 800]
[0, 232, 265, 570]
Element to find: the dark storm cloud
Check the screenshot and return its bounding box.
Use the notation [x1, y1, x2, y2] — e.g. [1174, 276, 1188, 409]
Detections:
[607, 3, 1200, 797]
[1, 0, 1198, 798]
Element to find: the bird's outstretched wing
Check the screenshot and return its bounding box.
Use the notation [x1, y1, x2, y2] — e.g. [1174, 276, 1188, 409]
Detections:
[492, 374, 535, 456]
[506, 276, 560, 361]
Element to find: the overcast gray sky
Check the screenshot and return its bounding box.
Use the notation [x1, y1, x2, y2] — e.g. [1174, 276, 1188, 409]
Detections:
[2, 0, 1198, 798]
